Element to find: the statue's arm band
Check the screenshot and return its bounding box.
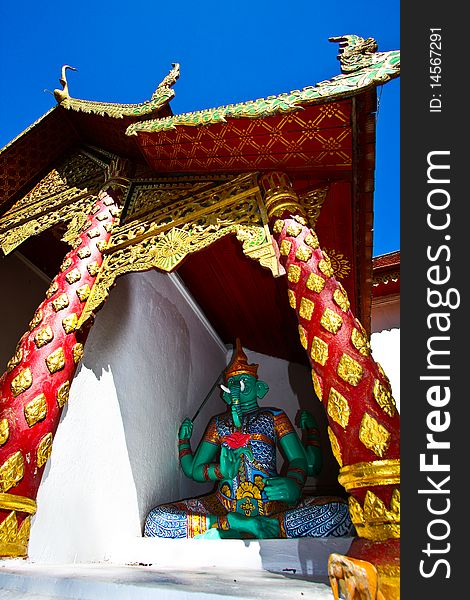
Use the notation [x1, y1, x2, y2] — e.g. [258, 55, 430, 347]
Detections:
[179, 448, 192, 459]
[287, 466, 307, 487]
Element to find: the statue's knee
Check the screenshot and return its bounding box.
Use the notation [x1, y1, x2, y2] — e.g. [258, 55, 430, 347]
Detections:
[144, 504, 186, 538]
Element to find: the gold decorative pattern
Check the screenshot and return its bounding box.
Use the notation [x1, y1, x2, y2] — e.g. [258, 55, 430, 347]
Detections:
[46, 281, 59, 299]
[287, 290, 296, 309]
[286, 223, 303, 237]
[65, 268, 81, 284]
[0, 452, 24, 492]
[299, 297, 315, 320]
[310, 336, 329, 366]
[62, 313, 78, 334]
[273, 220, 285, 234]
[87, 227, 100, 239]
[87, 261, 100, 277]
[338, 459, 400, 491]
[304, 233, 319, 249]
[96, 212, 109, 221]
[60, 258, 72, 271]
[28, 309, 43, 330]
[0, 511, 31, 557]
[76, 284, 91, 302]
[311, 371, 323, 400]
[373, 379, 397, 417]
[295, 246, 312, 262]
[24, 394, 47, 427]
[77, 247, 91, 259]
[318, 256, 334, 277]
[359, 413, 391, 458]
[327, 388, 350, 428]
[306, 273, 325, 293]
[298, 325, 308, 349]
[327, 427, 342, 467]
[280, 240, 292, 256]
[348, 489, 400, 541]
[337, 354, 363, 386]
[0, 493, 37, 515]
[10, 368, 33, 397]
[0, 419, 9, 446]
[52, 293, 69, 312]
[45, 348, 65, 374]
[103, 223, 113, 233]
[333, 288, 350, 312]
[6, 348, 22, 373]
[34, 326, 54, 349]
[56, 382, 70, 408]
[323, 248, 351, 279]
[320, 308, 343, 334]
[37, 434, 53, 468]
[287, 265, 301, 283]
[73, 343, 84, 364]
[351, 328, 371, 356]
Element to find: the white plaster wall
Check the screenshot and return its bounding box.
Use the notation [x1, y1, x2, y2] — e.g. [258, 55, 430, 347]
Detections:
[29, 269, 227, 563]
[370, 328, 400, 412]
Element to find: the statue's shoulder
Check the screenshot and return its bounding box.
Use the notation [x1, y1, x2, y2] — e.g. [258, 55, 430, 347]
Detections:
[259, 407, 286, 417]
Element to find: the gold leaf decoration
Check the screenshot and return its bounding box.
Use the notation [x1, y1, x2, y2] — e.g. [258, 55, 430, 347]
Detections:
[287, 265, 301, 283]
[28, 309, 43, 330]
[0, 511, 17, 543]
[62, 313, 78, 334]
[46, 281, 59, 299]
[318, 256, 334, 277]
[45, 348, 65, 374]
[273, 219, 285, 234]
[96, 241, 108, 252]
[34, 326, 54, 349]
[151, 228, 191, 272]
[373, 379, 397, 417]
[0, 452, 24, 492]
[96, 212, 109, 221]
[52, 293, 69, 312]
[333, 287, 350, 312]
[87, 261, 100, 277]
[280, 240, 292, 256]
[311, 370, 323, 401]
[286, 223, 303, 237]
[327, 427, 343, 467]
[24, 394, 47, 427]
[337, 354, 363, 386]
[87, 227, 101, 239]
[299, 297, 315, 320]
[306, 272, 325, 293]
[65, 268, 81, 284]
[351, 328, 371, 356]
[60, 258, 72, 272]
[295, 246, 312, 262]
[73, 343, 84, 364]
[298, 325, 308, 349]
[77, 247, 91, 259]
[0, 419, 9, 446]
[310, 336, 328, 366]
[320, 308, 343, 334]
[37, 433, 53, 468]
[56, 381, 70, 408]
[327, 387, 350, 428]
[359, 413, 391, 457]
[76, 284, 91, 302]
[323, 248, 351, 280]
[287, 289, 296, 309]
[6, 348, 22, 373]
[304, 233, 319, 249]
[10, 368, 33, 397]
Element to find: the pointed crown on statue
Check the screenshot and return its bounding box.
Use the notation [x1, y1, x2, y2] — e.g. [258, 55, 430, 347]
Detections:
[224, 339, 259, 381]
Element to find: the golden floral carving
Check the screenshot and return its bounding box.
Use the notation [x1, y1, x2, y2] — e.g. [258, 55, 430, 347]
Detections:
[318, 256, 334, 277]
[337, 354, 363, 386]
[327, 388, 350, 428]
[73, 343, 84, 364]
[287, 289, 296, 309]
[37, 434, 53, 468]
[76, 284, 91, 302]
[286, 223, 303, 237]
[327, 427, 342, 467]
[320, 308, 343, 334]
[87, 261, 100, 277]
[351, 328, 371, 356]
[87, 227, 101, 239]
[311, 371, 323, 401]
[304, 233, 319, 249]
[287, 265, 301, 283]
[299, 297, 315, 320]
[10, 368, 32, 397]
[273, 219, 285, 234]
[310, 336, 328, 366]
[24, 394, 47, 427]
[373, 379, 397, 417]
[60, 258, 72, 271]
[65, 268, 81, 284]
[295, 246, 313, 262]
[77, 247, 91, 259]
[0, 452, 24, 492]
[0, 419, 9, 446]
[46, 281, 59, 299]
[52, 293, 69, 312]
[298, 325, 308, 349]
[96, 241, 108, 252]
[62, 313, 78, 334]
[103, 223, 113, 233]
[279, 240, 292, 256]
[34, 326, 54, 349]
[56, 381, 70, 408]
[349, 489, 400, 541]
[96, 212, 109, 221]
[45, 348, 65, 374]
[28, 309, 43, 330]
[306, 272, 325, 293]
[333, 287, 350, 312]
[6, 348, 22, 373]
[323, 248, 351, 280]
[359, 413, 391, 458]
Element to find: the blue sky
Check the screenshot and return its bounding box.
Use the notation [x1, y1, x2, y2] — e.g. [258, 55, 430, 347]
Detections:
[0, 1, 399, 256]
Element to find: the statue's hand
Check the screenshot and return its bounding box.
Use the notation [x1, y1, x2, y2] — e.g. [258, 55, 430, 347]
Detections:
[219, 446, 241, 480]
[264, 476, 301, 504]
[299, 410, 317, 430]
[178, 418, 193, 441]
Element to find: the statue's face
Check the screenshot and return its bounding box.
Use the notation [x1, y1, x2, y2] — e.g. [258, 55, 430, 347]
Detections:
[227, 374, 258, 404]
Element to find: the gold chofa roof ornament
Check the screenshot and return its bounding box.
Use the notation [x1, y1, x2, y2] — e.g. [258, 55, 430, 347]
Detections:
[224, 339, 259, 381]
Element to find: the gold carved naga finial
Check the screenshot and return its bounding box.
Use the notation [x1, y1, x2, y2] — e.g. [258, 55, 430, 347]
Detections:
[329, 35, 380, 73]
[53, 65, 77, 104]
